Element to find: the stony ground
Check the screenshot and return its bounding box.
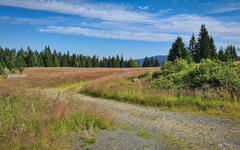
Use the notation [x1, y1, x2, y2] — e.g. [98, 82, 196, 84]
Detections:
[43, 84, 240, 150]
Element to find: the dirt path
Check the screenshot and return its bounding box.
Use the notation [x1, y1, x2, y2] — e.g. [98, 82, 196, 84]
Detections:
[43, 84, 240, 150]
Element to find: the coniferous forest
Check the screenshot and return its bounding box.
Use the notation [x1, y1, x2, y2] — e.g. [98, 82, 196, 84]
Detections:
[167, 24, 239, 62]
[141, 24, 239, 67]
[0, 46, 140, 74]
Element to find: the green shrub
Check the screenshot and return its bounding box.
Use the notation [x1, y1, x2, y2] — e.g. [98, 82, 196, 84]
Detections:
[0, 63, 4, 75]
[138, 71, 151, 78]
[152, 59, 240, 99]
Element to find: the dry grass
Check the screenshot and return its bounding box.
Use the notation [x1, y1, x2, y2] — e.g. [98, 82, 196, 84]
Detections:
[81, 76, 240, 118]
[0, 67, 159, 149]
[0, 67, 159, 89]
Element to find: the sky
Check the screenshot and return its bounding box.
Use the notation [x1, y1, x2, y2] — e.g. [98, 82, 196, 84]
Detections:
[0, 0, 240, 59]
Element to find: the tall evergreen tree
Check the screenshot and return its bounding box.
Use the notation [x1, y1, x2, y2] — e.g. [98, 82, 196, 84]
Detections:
[26, 47, 35, 67]
[0, 47, 4, 74]
[218, 47, 225, 61]
[15, 56, 25, 74]
[61, 53, 69, 67]
[168, 36, 188, 61]
[86, 56, 92, 67]
[188, 33, 198, 62]
[149, 57, 155, 67]
[100, 57, 108, 67]
[43, 46, 53, 67]
[120, 55, 124, 67]
[107, 56, 112, 67]
[5, 48, 16, 73]
[209, 36, 217, 59]
[52, 50, 60, 67]
[142, 56, 150, 67]
[154, 59, 160, 67]
[115, 55, 120, 68]
[196, 24, 214, 62]
[225, 45, 237, 62]
[0, 47, 5, 67]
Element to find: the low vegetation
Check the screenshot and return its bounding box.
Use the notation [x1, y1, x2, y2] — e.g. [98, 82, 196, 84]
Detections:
[0, 68, 124, 149]
[81, 59, 240, 117]
[0, 91, 113, 149]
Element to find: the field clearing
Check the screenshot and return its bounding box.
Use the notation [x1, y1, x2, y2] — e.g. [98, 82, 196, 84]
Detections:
[1, 67, 240, 149]
[0, 67, 159, 91]
[0, 67, 158, 149]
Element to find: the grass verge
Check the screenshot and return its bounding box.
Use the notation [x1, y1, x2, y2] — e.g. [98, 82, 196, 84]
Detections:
[80, 78, 240, 118]
[0, 91, 113, 149]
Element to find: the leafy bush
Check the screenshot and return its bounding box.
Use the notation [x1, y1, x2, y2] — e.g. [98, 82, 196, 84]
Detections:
[152, 59, 240, 99]
[138, 71, 151, 78]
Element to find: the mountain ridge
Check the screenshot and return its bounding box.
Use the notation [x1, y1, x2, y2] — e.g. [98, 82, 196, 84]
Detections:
[135, 55, 168, 66]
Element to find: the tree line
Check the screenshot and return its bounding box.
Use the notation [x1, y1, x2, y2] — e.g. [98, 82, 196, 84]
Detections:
[168, 24, 239, 62]
[142, 56, 160, 67]
[0, 46, 139, 74]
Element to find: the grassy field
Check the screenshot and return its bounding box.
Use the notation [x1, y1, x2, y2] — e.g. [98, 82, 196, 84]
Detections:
[0, 67, 156, 149]
[81, 70, 240, 118]
[1, 66, 239, 149]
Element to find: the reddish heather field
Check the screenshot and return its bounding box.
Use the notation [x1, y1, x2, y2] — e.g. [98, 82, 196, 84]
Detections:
[0, 67, 159, 93]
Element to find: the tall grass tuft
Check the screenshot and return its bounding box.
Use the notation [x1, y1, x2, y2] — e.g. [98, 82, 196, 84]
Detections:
[0, 92, 112, 149]
[81, 78, 240, 118]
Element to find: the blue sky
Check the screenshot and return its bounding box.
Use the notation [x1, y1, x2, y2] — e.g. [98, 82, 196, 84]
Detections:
[0, 0, 240, 59]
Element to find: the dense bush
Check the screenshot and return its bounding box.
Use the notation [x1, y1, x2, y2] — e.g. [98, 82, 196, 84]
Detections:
[138, 71, 151, 78]
[152, 59, 240, 99]
[0, 63, 4, 75]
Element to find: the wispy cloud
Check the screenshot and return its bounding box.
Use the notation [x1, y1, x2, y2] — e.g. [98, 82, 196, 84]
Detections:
[139, 6, 150, 10]
[208, 1, 240, 14]
[0, 0, 153, 23]
[39, 25, 186, 42]
[1, 0, 240, 45]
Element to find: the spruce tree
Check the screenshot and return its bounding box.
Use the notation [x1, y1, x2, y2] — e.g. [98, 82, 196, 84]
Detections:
[225, 45, 237, 62]
[188, 33, 198, 62]
[61, 53, 69, 67]
[149, 57, 155, 67]
[154, 59, 160, 67]
[168, 36, 188, 61]
[224, 46, 232, 62]
[43, 46, 53, 67]
[0, 47, 5, 68]
[196, 24, 213, 62]
[142, 56, 150, 67]
[52, 50, 60, 67]
[86, 57, 92, 67]
[5, 48, 16, 73]
[120, 55, 124, 67]
[101, 57, 108, 67]
[218, 47, 225, 61]
[15, 56, 25, 74]
[209, 36, 217, 59]
[26, 47, 35, 67]
[0, 48, 4, 74]
[115, 55, 120, 68]
[107, 56, 112, 67]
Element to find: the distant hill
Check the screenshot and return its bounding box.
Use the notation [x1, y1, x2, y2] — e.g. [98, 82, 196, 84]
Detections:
[135, 55, 168, 66]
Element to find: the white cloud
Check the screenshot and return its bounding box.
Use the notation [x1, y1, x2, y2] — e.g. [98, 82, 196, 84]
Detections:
[1, 0, 240, 45]
[139, 6, 150, 10]
[0, 0, 153, 23]
[39, 25, 186, 42]
[207, 1, 240, 14]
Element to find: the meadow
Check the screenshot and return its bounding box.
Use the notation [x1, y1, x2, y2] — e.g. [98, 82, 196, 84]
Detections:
[81, 60, 240, 118]
[0, 67, 156, 149]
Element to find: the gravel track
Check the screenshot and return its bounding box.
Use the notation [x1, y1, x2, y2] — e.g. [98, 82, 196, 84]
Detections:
[43, 85, 240, 150]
